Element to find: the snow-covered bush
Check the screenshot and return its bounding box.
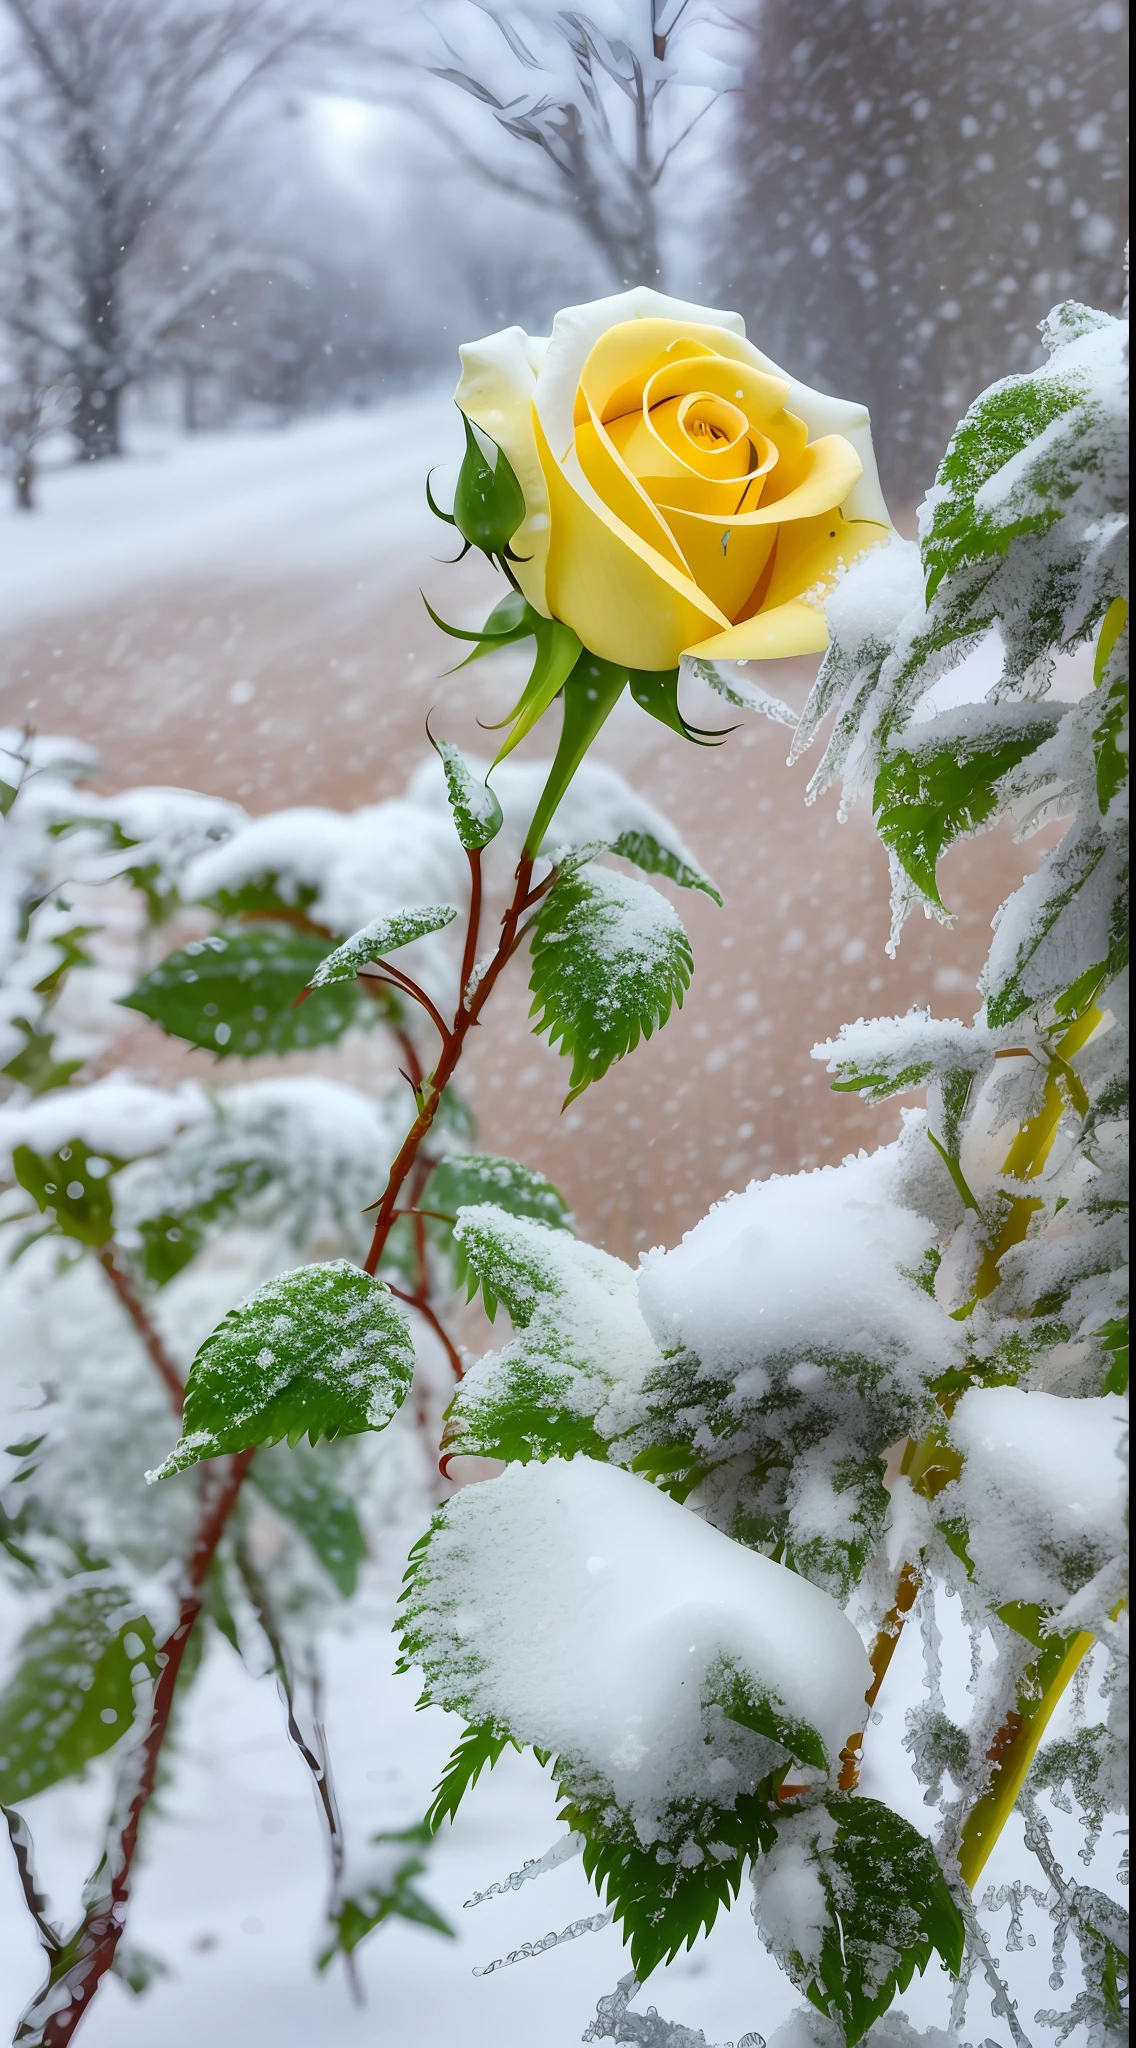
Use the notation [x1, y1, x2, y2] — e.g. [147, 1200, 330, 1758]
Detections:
[399, 299, 1129, 2043]
[0, 720, 720, 2034]
[1, 286, 1127, 2047]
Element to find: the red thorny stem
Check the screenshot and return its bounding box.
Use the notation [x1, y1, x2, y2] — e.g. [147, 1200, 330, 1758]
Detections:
[363, 854, 540, 1279]
[97, 1248, 185, 1414]
[20, 1451, 254, 2046]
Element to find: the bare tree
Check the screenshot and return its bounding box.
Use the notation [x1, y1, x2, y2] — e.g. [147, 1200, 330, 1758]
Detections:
[370, 0, 741, 290]
[0, 0, 338, 460]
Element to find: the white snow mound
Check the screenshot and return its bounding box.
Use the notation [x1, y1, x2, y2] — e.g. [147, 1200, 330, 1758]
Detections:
[415, 1457, 871, 1836]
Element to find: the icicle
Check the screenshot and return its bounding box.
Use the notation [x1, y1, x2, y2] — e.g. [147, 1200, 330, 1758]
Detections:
[472, 1907, 612, 1975]
[463, 1830, 584, 1908]
[582, 1969, 764, 2047]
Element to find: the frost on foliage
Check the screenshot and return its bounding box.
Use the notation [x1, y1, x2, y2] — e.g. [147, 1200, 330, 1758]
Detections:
[529, 864, 693, 1104]
[751, 1801, 964, 2046]
[151, 1260, 415, 1477]
[401, 1457, 871, 1847]
[624, 1145, 959, 1600]
[114, 1076, 404, 1277]
[306, 906, 458, 988]
[0, 1076, 209, 1168]
[408, 751, 720, 901]
[441, 1205, 661, 1466]
[944, 1387, 1128, 1610]
[766, 2011, 957, 2048]
[584, 1967, 763, 2046]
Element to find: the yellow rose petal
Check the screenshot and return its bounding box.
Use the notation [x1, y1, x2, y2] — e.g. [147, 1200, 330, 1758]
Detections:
[575, 401, 691, 577]
[760, 513, 890, 611]
[656, 507, 778, 625]
[661, 435, 863, 536]
[535, 405, 726, 671]
[685, 598, 831, 662]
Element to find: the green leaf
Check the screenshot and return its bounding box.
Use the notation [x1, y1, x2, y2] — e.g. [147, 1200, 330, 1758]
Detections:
[305, 907, 457, 990]
[422, 1151, 572, 1301]
[922, 371, 1087, 600]
[528, 864, 693, 1104]
[440, 1206, 642, 1467]
[520, 655, 626, 857]
[610, 830, 722, 906]
[709, 1659, 829, 1772]
[984, 825, 1128, 1030]
[1, 1019, 84, 1095]
[133, 1157, 273, 1288]
[426, 1721, 515, 1833]
[12, 1140, 121, 1247]
[319, 1823, 454, 1967]
[0, 776, 19, 817]
[557, 1776, 779, 1981]
[874, 704, 1061, 907]
[0, 1587, 160, 1802]
[754, 1796, 965, 2047]
[429, 735, 504, 849]
[151, 1260, 415, 1477]
[121, 926, 379, 1057]
[248, 1442, 368, 1596]
[452, 410, 527, 566]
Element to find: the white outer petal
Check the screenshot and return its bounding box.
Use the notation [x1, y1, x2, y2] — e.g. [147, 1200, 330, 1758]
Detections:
[532, 285, 748, 458]
[455, 324, 552, 613]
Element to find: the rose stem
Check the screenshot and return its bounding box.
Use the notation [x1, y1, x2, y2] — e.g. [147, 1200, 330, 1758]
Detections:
[362, 855, 538, 1278]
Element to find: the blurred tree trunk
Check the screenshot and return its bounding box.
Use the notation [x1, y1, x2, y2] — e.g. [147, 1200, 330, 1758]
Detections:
[723, 0, 1128, 502]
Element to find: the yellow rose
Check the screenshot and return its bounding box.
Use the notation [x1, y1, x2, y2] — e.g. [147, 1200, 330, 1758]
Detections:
[455, 287, 891, 673]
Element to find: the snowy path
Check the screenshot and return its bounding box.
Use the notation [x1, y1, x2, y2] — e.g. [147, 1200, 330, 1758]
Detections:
[0, 395, 453, 631]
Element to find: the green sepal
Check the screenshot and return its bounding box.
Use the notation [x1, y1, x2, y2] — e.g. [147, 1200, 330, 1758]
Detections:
[521, 655, 629, 858]
[491, 615, 584, 772]
[628, 666, 736, 747]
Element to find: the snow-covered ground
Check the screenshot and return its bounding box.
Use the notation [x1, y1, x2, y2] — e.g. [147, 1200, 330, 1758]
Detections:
[0, 396, 454, 631]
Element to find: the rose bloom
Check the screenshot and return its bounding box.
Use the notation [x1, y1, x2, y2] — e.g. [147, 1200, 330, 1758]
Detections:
[456, 287, 892, 673]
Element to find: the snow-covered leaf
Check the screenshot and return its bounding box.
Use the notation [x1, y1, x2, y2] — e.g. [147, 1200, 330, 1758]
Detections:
[132, 1156, 273, 1287]
[122, 927, 382, 1056]
[150, 1261, 414, 1477]
[752, 1798, 965, 2046]
[608, 828, 722, 905]
[440, 1206, 658, 1466]
[430, 736, 503, 850]
[0, 1586, 160, 1802]
[982, 821, 1127, 1028]
[305, 906, 457, 990]
[875, 703, 1062, 907]
[528, 866, 693, 1104]
[399, 1459, 871, 1941]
